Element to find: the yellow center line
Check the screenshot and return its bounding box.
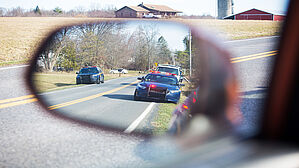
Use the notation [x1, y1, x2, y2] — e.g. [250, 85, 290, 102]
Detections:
[0, 98, 38, 109]
[48, 80, 138, 110]
[0, 95, 35, 104]
[231, 50, 277, 61]
[231, 50, 277, 63]
[231, 53, 277, 63]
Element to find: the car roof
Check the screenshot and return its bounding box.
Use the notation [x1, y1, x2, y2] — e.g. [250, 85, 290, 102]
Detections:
[158, 64, 180, 68]
[81, 67, 97, 69]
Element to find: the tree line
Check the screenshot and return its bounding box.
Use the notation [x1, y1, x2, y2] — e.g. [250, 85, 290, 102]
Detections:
[37, 22, 176, 72]
[0, 6, 115, 17]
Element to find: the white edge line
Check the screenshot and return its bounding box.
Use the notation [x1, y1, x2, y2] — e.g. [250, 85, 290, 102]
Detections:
[124, 102, 156, 133]
[0, 65, 29, 71]
[225, 36, 279, 43]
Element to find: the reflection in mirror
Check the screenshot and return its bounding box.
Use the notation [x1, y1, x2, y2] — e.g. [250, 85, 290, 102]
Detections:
[32, 21, 197, 135]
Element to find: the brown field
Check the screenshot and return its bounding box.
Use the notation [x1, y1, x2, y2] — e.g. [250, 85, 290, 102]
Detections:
[0, 17, 282, 66]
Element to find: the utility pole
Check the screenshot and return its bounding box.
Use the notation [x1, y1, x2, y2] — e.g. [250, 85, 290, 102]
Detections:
[171, 51, 176, 65]
[189, 29, 192, 77]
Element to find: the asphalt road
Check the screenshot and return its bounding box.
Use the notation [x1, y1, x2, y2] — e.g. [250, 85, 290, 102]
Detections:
[38, 76, 156, 133]
[0, 36, 279, 167]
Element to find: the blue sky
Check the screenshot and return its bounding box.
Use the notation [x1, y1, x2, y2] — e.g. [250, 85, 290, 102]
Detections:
[1, 0, 290, 16]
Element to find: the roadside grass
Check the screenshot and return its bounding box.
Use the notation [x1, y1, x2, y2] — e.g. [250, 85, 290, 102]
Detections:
[33, 70, 141, 93]
[0, 17, 282, 67]
[152, 94, 187, 135]
[152, 81, 190, 135]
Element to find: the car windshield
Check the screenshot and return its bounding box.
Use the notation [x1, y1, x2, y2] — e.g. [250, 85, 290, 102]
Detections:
[157, 67, 179, 75]
[145, 74, 178, 85]
[79, 68, 98, 74]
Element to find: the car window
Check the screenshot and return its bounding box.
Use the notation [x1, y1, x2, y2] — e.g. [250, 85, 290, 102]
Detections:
[157, 67, 179, 75]
[79, 68, 99, 74]
[145, 74, 178, 85]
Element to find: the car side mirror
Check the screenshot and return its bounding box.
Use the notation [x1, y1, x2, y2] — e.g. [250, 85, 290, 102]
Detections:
[27, 20, 238, 137]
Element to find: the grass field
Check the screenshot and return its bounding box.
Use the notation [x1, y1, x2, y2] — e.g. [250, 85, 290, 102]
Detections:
[0, 17, 282, 66]
[33, 70, 141, 93]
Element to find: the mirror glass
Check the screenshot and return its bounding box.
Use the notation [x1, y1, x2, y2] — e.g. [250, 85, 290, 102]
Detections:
[31, 21, 196, 135]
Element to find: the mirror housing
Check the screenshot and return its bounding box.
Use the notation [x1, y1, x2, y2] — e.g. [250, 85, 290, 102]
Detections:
[137, 77, 144, 81]
[76, 72, 79, 74]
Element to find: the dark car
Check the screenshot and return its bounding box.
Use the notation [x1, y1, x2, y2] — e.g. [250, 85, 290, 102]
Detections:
[134, 72, 184, 103]
[76, 66, 104, 84]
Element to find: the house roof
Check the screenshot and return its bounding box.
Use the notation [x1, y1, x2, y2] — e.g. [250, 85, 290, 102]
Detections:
[127, 6, 150, 12]
[116, 6, 150, 12]
[139, 4, 182, 13]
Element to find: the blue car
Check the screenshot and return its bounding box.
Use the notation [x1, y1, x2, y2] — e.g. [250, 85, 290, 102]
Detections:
[76, 66, 104, 84]
[134, 72, 184, 103]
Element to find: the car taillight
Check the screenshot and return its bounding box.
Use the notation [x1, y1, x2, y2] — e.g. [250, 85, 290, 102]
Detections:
[150, 84, 156, 88]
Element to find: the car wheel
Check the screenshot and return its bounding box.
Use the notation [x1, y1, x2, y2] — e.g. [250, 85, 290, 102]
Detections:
[76, 79, 81, 85]
[96, 77, 100, 84]
[101, 76, 104, 83]
[134, 90, 140, 101]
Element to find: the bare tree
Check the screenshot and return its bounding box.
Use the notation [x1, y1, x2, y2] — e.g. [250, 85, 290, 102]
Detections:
[39, 28, 70, 71]
[0, 7, 7, 16]
[6, 7, 24, 16]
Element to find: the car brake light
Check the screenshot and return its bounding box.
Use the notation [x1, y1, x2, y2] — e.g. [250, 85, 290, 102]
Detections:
[194, 91, 196, 95]
[150, 84, 156, 88]
[193, 98, 196, 103]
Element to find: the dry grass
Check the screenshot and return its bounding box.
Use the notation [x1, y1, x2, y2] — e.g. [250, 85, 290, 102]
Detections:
[0, 17, 282, 66]
[180, 19, 282, 39]
[0, 17, 110, 65]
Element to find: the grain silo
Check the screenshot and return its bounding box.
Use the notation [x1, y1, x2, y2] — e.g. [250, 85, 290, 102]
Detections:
[218, 0, 234, 19]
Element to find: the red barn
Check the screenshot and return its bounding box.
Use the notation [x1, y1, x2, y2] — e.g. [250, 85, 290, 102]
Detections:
[224, 8, 285, 21]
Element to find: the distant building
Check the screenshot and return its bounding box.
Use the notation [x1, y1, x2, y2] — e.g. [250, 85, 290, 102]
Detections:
[138, 3, 182, 17]
[115, 6, 150, 18]
[224, 8, 285, 21]
[115, 3, 182, 18]
[218, 0, 233, 19]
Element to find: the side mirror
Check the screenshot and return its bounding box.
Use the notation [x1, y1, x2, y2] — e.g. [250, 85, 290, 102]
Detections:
[27, 20, 238, 137]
